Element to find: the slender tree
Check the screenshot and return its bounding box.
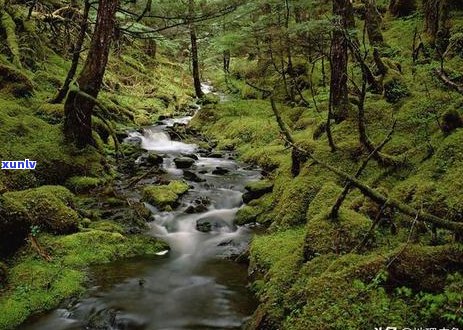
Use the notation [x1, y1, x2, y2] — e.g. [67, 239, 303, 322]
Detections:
[189, 0, 204, 98]
[50, 0, 90, 104]
[63, 0, 118, 147]
[330, 0, 354, 123]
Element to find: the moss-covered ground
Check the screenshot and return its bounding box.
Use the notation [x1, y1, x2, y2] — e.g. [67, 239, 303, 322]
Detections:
[191, 7, 463, 329]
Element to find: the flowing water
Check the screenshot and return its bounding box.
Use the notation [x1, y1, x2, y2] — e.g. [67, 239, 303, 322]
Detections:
[22, 85, 260, 330]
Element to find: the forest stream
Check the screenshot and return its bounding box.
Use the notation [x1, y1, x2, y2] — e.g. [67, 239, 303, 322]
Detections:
[22, 85, 260, 330]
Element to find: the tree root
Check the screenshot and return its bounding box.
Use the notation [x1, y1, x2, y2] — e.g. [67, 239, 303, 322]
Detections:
[434, 68, 463, 94]
[68, 84, 121, 156]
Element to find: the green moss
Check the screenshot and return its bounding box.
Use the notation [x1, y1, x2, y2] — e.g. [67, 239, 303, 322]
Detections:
[167, 180, 190, 195]
[0, 230, 167, 329]
[88, 220, 124, 234]
[236, 193, 274, 226]
[65, 176, 103, 193]
[271, 168, 327, 229]
[142, 180, 189, 210]
[2, 185, 79, 231]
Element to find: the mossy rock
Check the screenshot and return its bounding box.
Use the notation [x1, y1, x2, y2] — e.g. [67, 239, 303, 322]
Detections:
[142, 180, 189, 210]
[236, 193, 274, 226]
[383, 71, 410, 103]
[0, 64, 34, 97]
[236, 205, 263, 226]
[65, 176, 103, 193]
[88, 221, 124, 234]
[243, 180, 274, 203]
[441, 109, 463, 135]
[0, 185, 79, 257]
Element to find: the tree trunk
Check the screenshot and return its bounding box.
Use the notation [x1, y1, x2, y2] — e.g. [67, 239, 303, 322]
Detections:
[189, 0, 203, 98]
[51, 0, 90, 104]
[223, 49, 230, 73]
[63, 0, 118, 147]
[364, 0, 385, 46]
[423, 0, 450, 48]
[0, 0, 21, 68]
[330, 0, 354, 123]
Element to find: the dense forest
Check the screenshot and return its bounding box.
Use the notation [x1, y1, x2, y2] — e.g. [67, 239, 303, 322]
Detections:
[1, 0, 463, 329]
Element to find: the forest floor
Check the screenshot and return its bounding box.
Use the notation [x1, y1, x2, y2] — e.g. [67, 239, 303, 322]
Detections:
[189, 11, 463, 330]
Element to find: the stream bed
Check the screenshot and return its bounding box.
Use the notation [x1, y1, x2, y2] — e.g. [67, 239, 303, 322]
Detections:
[22, 88, 260, 330]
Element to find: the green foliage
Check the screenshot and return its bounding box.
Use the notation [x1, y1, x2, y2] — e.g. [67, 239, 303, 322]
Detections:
[65, 176, 103, 193]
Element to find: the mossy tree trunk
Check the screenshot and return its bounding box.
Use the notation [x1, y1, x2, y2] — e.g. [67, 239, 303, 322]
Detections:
[51, 0, 90, 104]
[330, 0, 355, 123]
[63, 0, 118, 147]
[189, 0, 204, 99]
[0, 0, 21, 68]
[363, 0, 385, 46]
[423, 0, 451, 49]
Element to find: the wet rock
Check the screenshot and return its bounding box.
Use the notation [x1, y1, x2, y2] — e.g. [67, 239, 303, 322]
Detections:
[115, 131, 129, 142]
[185, 197, 210, 214]
[181, 153, 199, 160]
[174, 157, 195, 169]
[124, 136, 142, 146]
[242, 180, 274, 204]
[138, 153, 162, 167]
[198, 170, 208, 174]
[146, 152, 163, 166]
[216, 239, 250, 261]
[158, 114, 173, 121]
[143, 181, 189, 211]
[212, 167, 229, 175]
[183, 170, 205, 182]
[207, 152, 223, 158]
[196, 216, 235, 233]
[86, 308, 117, 330]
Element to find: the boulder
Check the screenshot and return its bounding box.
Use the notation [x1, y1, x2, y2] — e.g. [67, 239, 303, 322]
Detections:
[242, 180, 274, 204]
[146, 152, 164, 166]
[143, 181, 189, 211]
[173, 157, 195, 169]
[0, 185, 80, 257]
